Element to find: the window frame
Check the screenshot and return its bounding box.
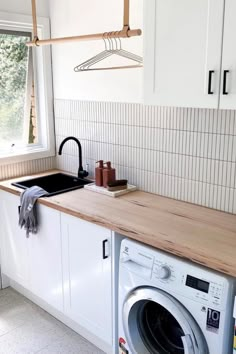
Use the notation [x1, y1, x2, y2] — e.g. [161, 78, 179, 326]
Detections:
[0, 11, 55, 165]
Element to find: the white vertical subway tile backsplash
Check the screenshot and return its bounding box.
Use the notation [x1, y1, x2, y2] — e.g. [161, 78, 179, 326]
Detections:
[54, 99, 236, 214]
[0, 157, 55, 182]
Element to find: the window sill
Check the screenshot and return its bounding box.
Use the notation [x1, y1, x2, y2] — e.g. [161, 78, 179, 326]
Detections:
[0, 145, 55, 166]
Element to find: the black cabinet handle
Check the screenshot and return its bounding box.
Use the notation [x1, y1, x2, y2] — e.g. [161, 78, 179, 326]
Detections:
[102, 239, 108, 259]
[223, 70, 229, 95]
[208, 70, 214, 94]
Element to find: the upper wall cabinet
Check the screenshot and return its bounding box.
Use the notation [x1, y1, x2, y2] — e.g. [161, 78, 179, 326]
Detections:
[144, 0, 236, 109]
[220, 0, 236, 109]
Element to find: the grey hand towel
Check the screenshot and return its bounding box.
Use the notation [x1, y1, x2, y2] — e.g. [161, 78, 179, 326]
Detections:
[19, 186, 49, 237]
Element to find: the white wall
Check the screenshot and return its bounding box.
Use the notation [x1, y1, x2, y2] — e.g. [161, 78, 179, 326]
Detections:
[49, 0, 143, 103]
[0, 0, 49, 16]
[50, 0, 236, 215]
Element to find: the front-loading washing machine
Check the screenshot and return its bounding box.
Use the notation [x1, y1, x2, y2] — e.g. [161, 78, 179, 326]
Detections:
[118, 239, 235, 354]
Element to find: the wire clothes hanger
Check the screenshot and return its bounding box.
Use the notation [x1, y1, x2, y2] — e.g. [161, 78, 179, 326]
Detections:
[74, 31, 143, 72]
[74, 33, 114, 72]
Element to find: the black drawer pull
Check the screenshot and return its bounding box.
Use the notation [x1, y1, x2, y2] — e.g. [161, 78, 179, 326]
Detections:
[223, 70, 229, 95]
[102, 239, 108, 259]
[208, 70, 214, 94]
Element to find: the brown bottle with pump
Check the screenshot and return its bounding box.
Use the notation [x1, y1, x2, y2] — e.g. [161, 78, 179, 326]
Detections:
[95, 160, 104, 186]
[103, 161, 116, 188]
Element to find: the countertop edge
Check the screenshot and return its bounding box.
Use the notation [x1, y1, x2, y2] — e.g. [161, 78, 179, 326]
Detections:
[0, 171, 236, 278]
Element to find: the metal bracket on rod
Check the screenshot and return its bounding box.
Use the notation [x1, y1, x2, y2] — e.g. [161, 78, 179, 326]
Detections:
[27, 0, 141, 47]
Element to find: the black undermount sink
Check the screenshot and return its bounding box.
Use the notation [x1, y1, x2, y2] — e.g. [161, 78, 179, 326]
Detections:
[12, 173, 93, 197]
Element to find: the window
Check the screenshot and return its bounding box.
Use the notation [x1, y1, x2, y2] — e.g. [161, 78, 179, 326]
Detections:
[0, 12, 55, 165]
[0, 30, 37, 149]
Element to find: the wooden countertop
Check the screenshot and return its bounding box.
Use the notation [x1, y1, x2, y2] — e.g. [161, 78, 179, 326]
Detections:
[1, 170, 236, 277]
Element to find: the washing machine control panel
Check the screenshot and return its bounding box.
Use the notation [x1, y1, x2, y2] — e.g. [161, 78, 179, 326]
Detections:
[184, 274, 224, 305]
[121, 240, 230, 309]
[187, 277, 224, 306]
[151, 258, 225, 307]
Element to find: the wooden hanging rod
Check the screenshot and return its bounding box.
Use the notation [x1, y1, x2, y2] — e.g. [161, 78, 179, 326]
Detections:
[26, 0, 142, 47]
[26, 29, 142, 47]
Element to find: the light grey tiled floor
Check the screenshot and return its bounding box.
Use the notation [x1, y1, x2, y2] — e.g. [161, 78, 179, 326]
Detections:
[0, 288, 105, 354]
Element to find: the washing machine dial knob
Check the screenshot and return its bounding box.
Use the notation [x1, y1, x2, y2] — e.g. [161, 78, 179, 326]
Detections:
[156, 266, 171, 279]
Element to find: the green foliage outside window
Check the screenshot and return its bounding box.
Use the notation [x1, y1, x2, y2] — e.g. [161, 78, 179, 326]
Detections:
[0, 32, 30, 148]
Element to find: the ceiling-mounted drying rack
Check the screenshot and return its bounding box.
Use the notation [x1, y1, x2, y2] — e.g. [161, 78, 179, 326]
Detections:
[26, 0, 142, 47]
[74, 33, 143, 72]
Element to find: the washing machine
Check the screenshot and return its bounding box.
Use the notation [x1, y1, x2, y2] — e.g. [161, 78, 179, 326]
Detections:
[118, 239, 235, 354]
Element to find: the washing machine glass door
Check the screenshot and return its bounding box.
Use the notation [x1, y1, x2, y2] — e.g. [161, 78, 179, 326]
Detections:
[123, 287, 208, 354]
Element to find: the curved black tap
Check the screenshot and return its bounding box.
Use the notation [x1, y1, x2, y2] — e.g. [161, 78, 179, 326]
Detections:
[58, 136, 89, 179]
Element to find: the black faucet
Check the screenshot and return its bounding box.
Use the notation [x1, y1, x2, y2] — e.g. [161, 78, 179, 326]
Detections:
[58, 136, 89, 179]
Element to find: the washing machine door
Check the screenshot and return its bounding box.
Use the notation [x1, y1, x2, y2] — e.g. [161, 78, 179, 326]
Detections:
[123, 287, 208, 354]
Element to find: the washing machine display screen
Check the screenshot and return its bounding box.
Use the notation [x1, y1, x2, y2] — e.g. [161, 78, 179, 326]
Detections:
[186, 275, 209, 293]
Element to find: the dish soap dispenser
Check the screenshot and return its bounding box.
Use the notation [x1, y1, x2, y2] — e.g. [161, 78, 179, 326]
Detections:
[95, 160, 104, 186]
[103, 161, 116, 188]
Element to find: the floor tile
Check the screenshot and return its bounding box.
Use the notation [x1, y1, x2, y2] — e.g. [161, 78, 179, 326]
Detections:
[0, 288, 105, 354]
[37, 331, 105, 354]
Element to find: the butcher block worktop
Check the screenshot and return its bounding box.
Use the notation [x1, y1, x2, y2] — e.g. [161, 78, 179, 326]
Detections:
[1, 170, 236, 277]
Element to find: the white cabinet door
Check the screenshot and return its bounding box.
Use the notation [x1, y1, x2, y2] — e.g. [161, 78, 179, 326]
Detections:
[220, 0, 236, 109]
[28, 204, 63, 311]
[61, 213, 112, 346]
[144, 0, 224, 108]
[0, 191, 30, 288]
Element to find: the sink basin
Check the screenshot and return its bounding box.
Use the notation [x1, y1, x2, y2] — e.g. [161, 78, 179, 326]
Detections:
[12, 173, 93, 196]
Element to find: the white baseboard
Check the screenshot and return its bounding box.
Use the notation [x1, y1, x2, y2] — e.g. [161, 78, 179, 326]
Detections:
[1, 272, 10, 288]
[8, 279, 112, 354]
